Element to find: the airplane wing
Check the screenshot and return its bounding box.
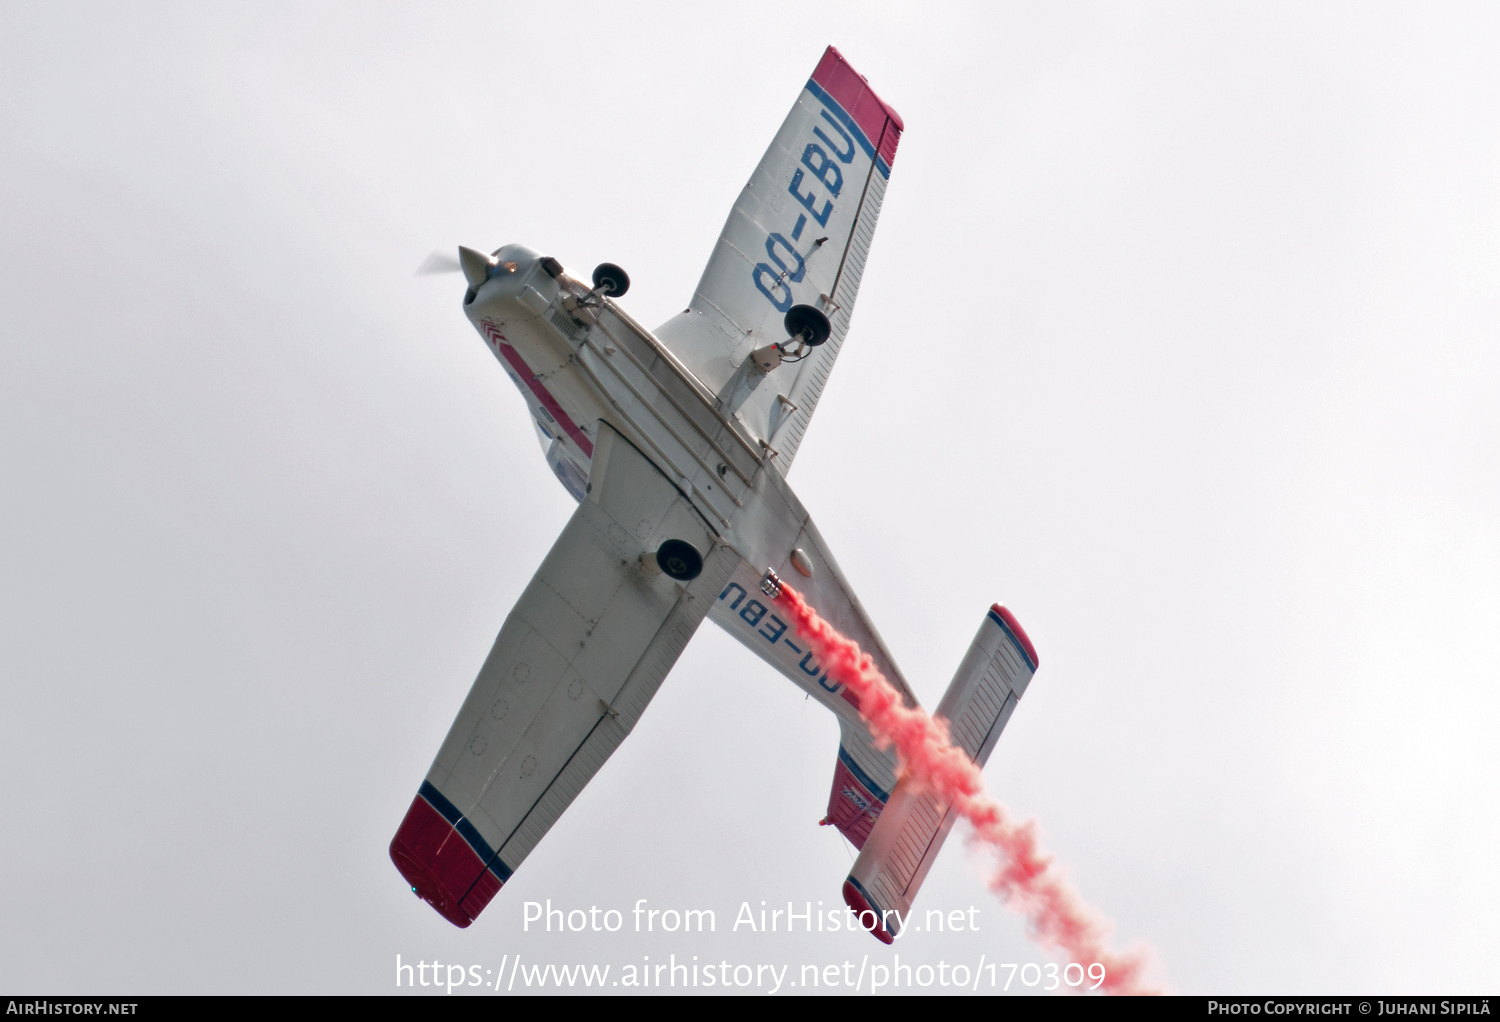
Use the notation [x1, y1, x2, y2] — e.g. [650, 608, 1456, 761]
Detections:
[390, 422, 737, 927]
[654, 45, 903, 468]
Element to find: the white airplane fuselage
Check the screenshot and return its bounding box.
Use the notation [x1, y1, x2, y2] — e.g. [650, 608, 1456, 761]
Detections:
[394, 49, 1038, 940]
[463, 244, 871, 728]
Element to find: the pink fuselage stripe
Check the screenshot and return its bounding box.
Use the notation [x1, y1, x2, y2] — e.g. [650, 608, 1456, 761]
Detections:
[494, 340, 594, 458]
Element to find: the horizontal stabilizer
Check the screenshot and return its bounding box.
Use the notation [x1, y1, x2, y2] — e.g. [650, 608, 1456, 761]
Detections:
[841, 605, 1038, 943]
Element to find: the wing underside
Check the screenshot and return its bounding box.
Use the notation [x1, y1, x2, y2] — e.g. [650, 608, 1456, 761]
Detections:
[654, 45, 903, 468]
[390, 423, 735, 926]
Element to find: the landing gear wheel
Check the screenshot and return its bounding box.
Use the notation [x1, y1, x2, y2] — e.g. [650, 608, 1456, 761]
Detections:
[784, 304, 831, 347]
[592, 263, 630, 298]
[655, 539, 703, 581]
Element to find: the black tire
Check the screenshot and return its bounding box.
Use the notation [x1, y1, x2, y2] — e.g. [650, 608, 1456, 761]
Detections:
[655, 539, 703, 581]
[592, 262, 630, 298]
[784, 304, 831, 347]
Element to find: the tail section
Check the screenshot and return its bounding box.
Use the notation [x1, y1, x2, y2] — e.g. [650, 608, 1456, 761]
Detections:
[822, 737, 893, 849]
[840, 605, 1039, 942]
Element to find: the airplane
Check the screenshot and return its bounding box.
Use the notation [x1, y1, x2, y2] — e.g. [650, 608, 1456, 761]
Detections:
[391, 44, 1040, 944]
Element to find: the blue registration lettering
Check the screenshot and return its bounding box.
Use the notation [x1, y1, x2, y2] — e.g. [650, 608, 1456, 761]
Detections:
[740, 600, 767, 627]
[765, 234, 806, 284]
[753, 263, 793, 311]
[814, 110, 856, 163]
[788, 169, 833, 227]
[759, 614, 787, 644]
[801, 143, 843, 198]
[719, 582, 746, 610]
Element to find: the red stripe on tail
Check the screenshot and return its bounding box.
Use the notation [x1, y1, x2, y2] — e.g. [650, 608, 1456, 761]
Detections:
[810, 45, 903, 168]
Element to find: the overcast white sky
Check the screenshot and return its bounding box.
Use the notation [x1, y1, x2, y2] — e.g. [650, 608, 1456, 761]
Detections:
[3, 1, 1498, 996]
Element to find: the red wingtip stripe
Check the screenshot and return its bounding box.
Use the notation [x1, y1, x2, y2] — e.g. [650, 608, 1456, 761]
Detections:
[991, 604, 1039, 670]
[811, 45, 903, 167]
[389, 794, 500, 928]
[842, 880, 896, 945]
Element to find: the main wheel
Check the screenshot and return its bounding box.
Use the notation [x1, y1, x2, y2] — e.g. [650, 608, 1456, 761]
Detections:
[655, 539, 703, 581]
[784, 304, 831, 347]
[592, 262, 630, 298]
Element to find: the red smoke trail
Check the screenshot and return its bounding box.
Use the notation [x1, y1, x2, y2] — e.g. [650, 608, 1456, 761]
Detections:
[775, 583, 1158, 995]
